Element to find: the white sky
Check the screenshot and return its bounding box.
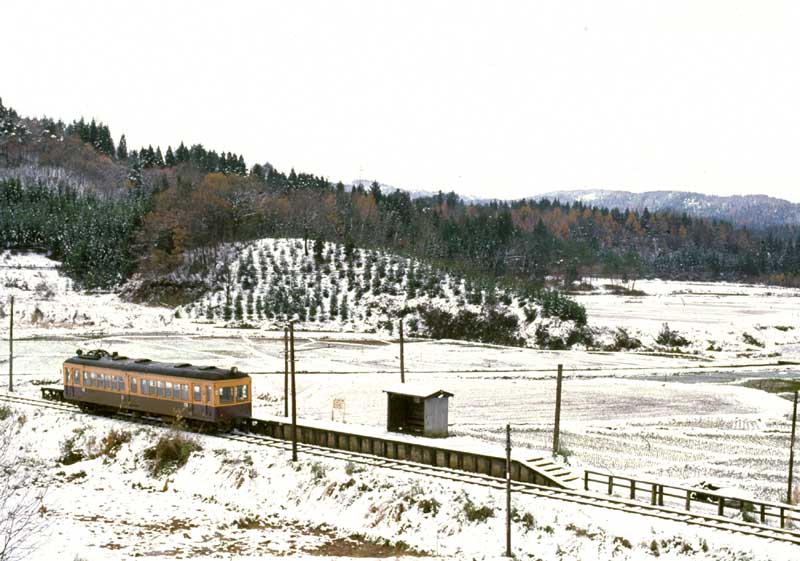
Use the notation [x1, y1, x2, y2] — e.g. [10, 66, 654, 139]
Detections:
[3, 1, 800, 201]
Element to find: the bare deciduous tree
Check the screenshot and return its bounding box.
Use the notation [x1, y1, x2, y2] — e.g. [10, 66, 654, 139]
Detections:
[0, 415, 46, 561]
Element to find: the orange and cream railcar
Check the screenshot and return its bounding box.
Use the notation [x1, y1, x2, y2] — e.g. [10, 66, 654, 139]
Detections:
[62, 350, 251, 425]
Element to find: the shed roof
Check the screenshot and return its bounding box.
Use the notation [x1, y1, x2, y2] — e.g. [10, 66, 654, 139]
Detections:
[383, 383, 453, 399]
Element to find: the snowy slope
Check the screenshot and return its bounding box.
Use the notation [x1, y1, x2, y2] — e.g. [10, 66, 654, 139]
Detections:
[170, 238, 580, 348]
[536, 189, 800, 227]
[4, 401, 797, 561]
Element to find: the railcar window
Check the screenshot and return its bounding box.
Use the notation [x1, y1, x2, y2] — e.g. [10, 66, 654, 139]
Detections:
[83, 371, 88, 385]
[112, 377, 118, 391]
[90, 372, 96, 386]
[149, 380, 156, 396]
[131, 378, 137, 394]
[157, 381, 165, 398]
[206, 386, 211, 404]
[73, 371, 80, 385]
[119, 377, 125, 392]
[236, 384, 248, 401]
[105, 374, 111, 389]
[219, 387, 234, 403]
[181, 384, 189, 401]
[165, 382, 173, 399]
[193, 385, 201, 402]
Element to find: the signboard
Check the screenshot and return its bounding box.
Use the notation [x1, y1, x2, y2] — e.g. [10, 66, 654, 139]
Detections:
[331, 398, 346, 422]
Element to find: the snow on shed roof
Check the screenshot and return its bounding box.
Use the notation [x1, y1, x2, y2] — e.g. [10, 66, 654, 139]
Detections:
[383, 383, 453, 399]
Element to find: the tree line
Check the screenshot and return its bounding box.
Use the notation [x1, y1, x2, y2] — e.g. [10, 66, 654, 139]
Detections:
[4, 97, 800, 293]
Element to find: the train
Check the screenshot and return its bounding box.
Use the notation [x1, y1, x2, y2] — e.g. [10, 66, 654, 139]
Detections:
[59, 349, 252, 428]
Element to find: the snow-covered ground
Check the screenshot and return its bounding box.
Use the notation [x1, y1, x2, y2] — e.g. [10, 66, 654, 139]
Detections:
[1, 250, 799, 559]
[573, 278, 800, 360]
[6, 405, 795, 561]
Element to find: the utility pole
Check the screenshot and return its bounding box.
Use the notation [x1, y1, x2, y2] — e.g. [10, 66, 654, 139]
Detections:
[552, 364, 563, 455]
[290, 321, 298, 462]
[8, 296, 13, 392]
[789, 390, 798, 504]
[283, 327, 289, 417]
[505, 424, 512, 558]
[399, 318, 405, 383]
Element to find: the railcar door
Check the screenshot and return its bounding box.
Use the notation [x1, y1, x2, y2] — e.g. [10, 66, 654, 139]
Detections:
[206, 385, 212, 418]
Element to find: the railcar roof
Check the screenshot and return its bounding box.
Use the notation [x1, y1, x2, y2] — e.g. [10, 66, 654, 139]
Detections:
[65, 355, 249, 381]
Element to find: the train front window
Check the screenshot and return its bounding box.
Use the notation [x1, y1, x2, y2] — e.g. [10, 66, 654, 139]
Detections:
[219, 387, 233, 403]
[236, 384, 248, 401]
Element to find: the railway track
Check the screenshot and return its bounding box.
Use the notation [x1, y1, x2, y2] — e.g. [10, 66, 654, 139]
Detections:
[0, 391, 80, 414]
[4, 391, 800, 547]
[223, 432, 800, 546]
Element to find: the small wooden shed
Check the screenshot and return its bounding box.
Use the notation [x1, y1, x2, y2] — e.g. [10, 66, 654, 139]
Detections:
[384, 384, 453, 438]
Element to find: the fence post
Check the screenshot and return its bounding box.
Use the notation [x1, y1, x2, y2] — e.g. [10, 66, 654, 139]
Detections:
[607, 476, 613, 496]
[630, 479, 636, 500]
[583, 471, 589, 491]
[290, 321, 297, 462]
[8, 295, 13, 392]
[505, 424, 512, 558]
[788, 390, 798, 504]
[284, 327, 289, 417]
[399, 319, 405, 384]
[552, 364, 563, 455]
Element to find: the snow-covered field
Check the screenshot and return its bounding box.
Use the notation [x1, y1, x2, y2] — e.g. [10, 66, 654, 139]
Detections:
[573, 279, 800, 360]
[1, 250, 799, 560]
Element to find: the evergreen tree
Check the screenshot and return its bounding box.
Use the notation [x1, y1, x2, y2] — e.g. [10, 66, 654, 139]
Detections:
[127, 156, 143, 190]
[175, 141, 189, 162]
[223, 295, 233, 321]
[154, 146, 165, 167]
[164, 146, 176, 167]
[117, 134, 128, 159]
[329, 287, 338, 318]
[234, 293, 244, 320]
[313, 238, 324, 263]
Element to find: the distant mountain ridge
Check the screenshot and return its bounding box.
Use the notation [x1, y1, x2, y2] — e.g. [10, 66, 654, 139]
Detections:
[534, 189, 800, 228]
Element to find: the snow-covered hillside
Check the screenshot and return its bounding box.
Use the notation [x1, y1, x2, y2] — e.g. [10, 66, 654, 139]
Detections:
[172, 238, 582, 347]
[0, 250, 177, 335]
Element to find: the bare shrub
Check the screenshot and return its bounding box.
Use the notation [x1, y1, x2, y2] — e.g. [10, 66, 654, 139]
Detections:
[143, 432, 201, 476]
[656, 323, 689, 347]
[742, 332, 765, 348]
[100, 429, 131, 458]
[0, 420, 47, 560]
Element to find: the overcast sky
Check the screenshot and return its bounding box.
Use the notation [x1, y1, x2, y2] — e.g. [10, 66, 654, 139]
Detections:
[3, 1, 800, 201]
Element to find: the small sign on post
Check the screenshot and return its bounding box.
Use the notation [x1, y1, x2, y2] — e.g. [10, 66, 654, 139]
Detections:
[332, 398, 346, 423]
